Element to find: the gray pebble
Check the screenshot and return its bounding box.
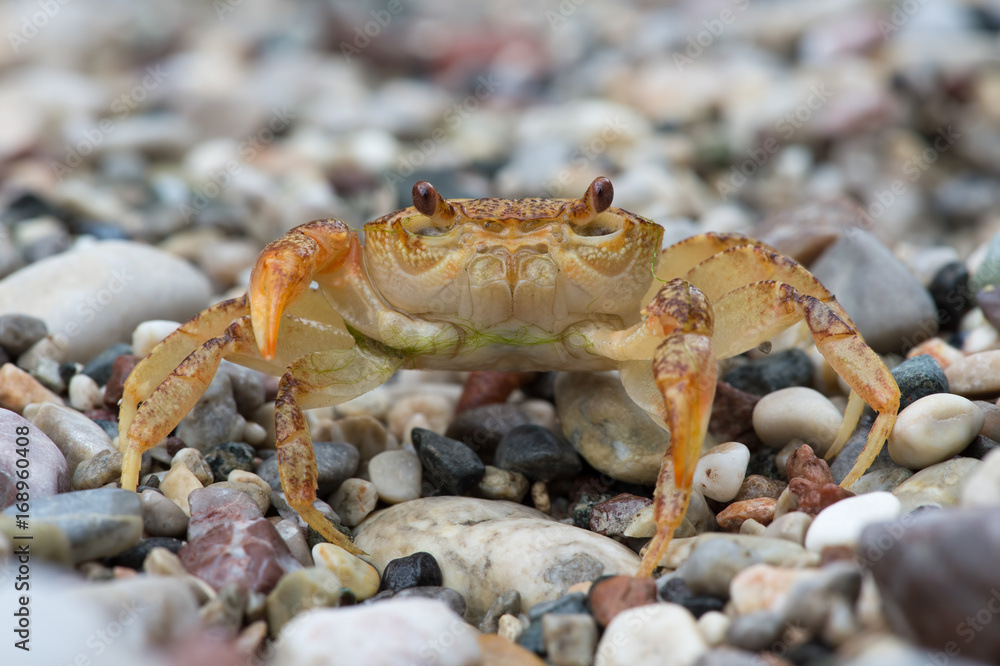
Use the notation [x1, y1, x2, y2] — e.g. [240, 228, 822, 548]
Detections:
[0, 314, 48, 356]
[257, 441, 358, 496]
[71, 449, 123, 490]
[393, 586, 467, 618]
[478, 589, 521, 633]
[140, 489, 189, 538]
[176, 371, 246, 451]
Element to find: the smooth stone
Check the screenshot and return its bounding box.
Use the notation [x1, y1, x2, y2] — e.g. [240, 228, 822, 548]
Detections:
[697, 612, 731, 648]
[0, 362, 63, 413]
[494, 424, 582, 482]
[0, 408, 68, 508]
[0, 516, 72, 564]
[266, 566, 343, 636]
[368, 449, 421, 504]
[721, 349, 813, 396]
[763, 512, 812, 545]
[555, 372, 669, 484]
[172, 447, 214, 486]
[890, 354, 949, 411]
[888, 394, 983, 469]
[891, 458, 981, 513]
[590, 493, 653, 537]
[312, 542, 380, 600]
[274, 599, 481, 665]
[379, 551, 443, 592]
[716, 498, 776, 531]
[219, 361, 265, 416]
[412, 428, 485, 495]
[328, 478, 378, 527]
[804, 492, 901, 552]
[210, 481, 271, 515]
[160, 461, 205, 515]
[594, 603, 707, 666]
[207, 440, 257, 481]
[28, 402, 115, 475]
[81, 342, 131, 386]
[179, 487, 300, 594]
[808, 229, 938, 354]
[387, 393, 455, 441]
[694, 442, 749, 502]
[848, 467, 914, 494]
[275, 518, 313, 567]
[0, 313, 47, 355]
[131, 319, 180, 357]
[929, 261, 971, 328]
[106, 536, 184, 570]
[71, 448, 123, 490]
[542, 613, 598, 666]
[723, 610, 786, 652]
[944, 350, 1000, 396]
[336, 414, 398, 462]
[728, 563, 820, 615]
[752, 387, 842, 456]
[860, 506, 1000, 662]
[140, 488, 189, 538]
[474, 464, 530, 502]
[445, 402, 534, 462]
[588, 575, 657, 628]
[354, 496, 640, 622]
[829, 414, 901, 484]
[662, 534, 819, 589]
[0, 240, 211, 362]
[3, 487, 141, 563]
[68, 373, 104, 411]
[175, 371, 245, 452]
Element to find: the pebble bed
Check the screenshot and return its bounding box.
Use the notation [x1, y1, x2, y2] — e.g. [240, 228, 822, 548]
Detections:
[1, 1, 1000, 665]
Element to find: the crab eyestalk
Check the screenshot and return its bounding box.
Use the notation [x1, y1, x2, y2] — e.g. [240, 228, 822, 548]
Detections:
[567, 176, 614, 225]
[412, 181, 458, 228]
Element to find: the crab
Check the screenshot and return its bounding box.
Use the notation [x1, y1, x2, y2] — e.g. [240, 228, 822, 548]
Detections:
[118, 177, 899, 577]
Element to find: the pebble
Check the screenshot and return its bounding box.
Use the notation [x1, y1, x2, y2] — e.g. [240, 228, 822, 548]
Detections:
[103, 353, 140, 409]
[211, 480, 271, 515]
[0, 240, 211, 363]
[108, 536, 184, 570]
[0, 313, 48, 356]
[860, 506, 1000, 663]
[172, 447, 215, 485]
[176, 371, 246, 451]
[716, 498, 777, 531]
[555, 372, 669, 484]
[160, 461, 205, 515]
[80, 342, 132, 386]
[890, 354, 949, 411]
[697, 612, 731, 648]
[0, 362, 63, 413]
[474, 465, 530, 502]
[891, 457, 981, 513]
[206, 440, 257, 480]
[379, 551, 443, 592]
[456, 370, 532, 412]
[752, 387, 843, 456]
[708, 381, 761, 447]
[273, 599, 481, 666]
[733, 475, 787, 501]
[721, 349, 813, 396]
[354, 496, 640, 623]
[131, 319, 180, 357]
[738, 518, 766, 536]
[499, 613, 527, 644]
[961, 448, 1000, 507]
[27, 401, 115, 475]
[808, 229, 938, 354]
[266, 566, 343, 636]
[412, 427, 486, 495]
[179, 486, 300, 594]
[542, 613, 598, 666]
[387, 393, 455, 440]
[368, 449, 422, 504]
[220, 361, 266, 416]
[888, 393, 984, 469]
[71, 448, 123, 490]
[312, 542, 380, 600]
[762, 511, 812, 545]
[847, 467, 914, 494]
[589, 493, 653, 537]
[479, 590, 522, 633]
[480, 633, 546, 665]
[3, 487, 141, 563]
[694, 441, 749, 502]
[67, 373, 104, 411]
[391, 586, 468, 618]
[337, 414, 398, 462]
[444, 402, 534, 461]
[804, 491, 901, 552]
[594, 603, 707, 666]
[328, 478, 378, 526]
[944, 349, 1000, 396]
[668, 535, 819, 596]
[140, 488, 189, 537]
[0, 409, 68, 508]
[275, 518, 313, 567]
[588, 575, 657, 628]
[788, 477, 854, 516]
[728, 563, 819, 615]
[494, 424, 582, 482]
[829, 413, 900, 484]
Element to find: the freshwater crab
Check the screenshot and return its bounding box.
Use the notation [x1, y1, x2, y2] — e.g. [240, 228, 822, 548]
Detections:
[119, 177, 899, 576]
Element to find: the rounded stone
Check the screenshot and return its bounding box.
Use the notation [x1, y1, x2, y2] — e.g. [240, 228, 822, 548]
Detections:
[804, 492, 902, 552]
[266, 566, 343, 637]
[890, 354, 949, 411]
[368, 449, 421, 504]
[493, 424, 582, 482]
[594, 603, 707, 666]
[694, 442, 750, 502]
[379, 551, 443, 592]
[140, 489, 189, 538]
[752, 387, 843, 456]
[328, 478, 378, 527]
[888, 393, 984, 469]
[312, 543, 380, 600]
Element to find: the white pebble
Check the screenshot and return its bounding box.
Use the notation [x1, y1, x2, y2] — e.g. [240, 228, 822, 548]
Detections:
[387, 394, 454, 440]
[960, 447, 1000, 508]
[804, 492, 901, 552]
[131, 320, 181, 357]
[368, 450, 422, 504]
[595, 604, 707, 666]
[696, 611, 729, 647]
[693, 441, 749, 502]
[752, 387, 843, 455]
[68, 373, 104, 411]
[888, 393, 984, 469]
[328, 478, 378, 526]
[242, 421, 268, 447]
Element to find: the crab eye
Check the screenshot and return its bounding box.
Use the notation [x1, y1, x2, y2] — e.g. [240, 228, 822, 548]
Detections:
[407, 181, 458, 236]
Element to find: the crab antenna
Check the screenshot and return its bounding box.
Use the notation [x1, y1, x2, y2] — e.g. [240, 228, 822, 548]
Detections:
[567, 176, 614, 225]
[412, 181, 457, 226]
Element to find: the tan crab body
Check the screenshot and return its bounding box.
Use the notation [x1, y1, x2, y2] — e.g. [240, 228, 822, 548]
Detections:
[118, 177, 899, 577]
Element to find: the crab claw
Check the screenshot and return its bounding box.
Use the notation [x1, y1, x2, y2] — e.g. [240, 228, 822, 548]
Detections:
[567, 176, 614, 225]
[249, 220, 356, 360]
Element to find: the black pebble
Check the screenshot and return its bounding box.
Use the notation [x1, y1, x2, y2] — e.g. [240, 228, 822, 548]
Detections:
[658, 576, 726, 618]
[206, 441, 256, 481]
[379, 551, 443, 592]
[412, 428, 485, 495]
[494, 424, 582, 482]
[83, 343, 133, 385]
[722, 349, 813, 396]
[105, 537, 183, 570]
[929, 261, 972, 330]
[891, 354, 949, 411]
[444, 403, 533, 463]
